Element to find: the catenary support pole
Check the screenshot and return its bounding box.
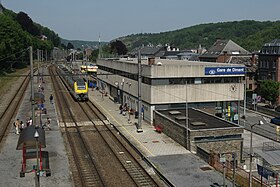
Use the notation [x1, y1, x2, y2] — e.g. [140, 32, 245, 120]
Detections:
[137, 50, 143, 133]
[186, 81, 189, 150]
[30, 46, 36, 128]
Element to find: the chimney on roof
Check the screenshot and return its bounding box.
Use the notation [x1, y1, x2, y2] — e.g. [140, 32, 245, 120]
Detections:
[251, 53, 256, 65]
[148, 57, 155, 65]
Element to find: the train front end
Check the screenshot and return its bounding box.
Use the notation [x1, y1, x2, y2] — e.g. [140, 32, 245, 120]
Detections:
[74, 79, 89, 101]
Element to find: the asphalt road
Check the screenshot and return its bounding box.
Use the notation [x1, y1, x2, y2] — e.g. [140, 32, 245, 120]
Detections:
[240, 107, 280, 142]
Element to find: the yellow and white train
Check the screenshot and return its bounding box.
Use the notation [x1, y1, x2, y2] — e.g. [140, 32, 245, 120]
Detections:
[58, 65, 88, 101]
[80, 64, 98, 75]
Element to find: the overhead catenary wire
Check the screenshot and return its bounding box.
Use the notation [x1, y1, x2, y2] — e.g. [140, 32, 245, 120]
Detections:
[0, 47, 29, 63]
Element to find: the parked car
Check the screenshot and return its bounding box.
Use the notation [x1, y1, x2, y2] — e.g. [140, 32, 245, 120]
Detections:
[271, 116, 280, 125]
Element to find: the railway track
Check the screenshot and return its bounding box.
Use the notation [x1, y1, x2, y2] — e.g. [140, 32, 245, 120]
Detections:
[0, 72, 30, 145]
[50, 66, 105, 187]
[79, 101, 161, 186]
[50, 64, 164, 186]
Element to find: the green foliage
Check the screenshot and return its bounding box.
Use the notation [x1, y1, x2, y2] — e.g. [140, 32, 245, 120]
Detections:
[109, 40, 128, 55]
[61, 38, 108, 50]
[36, 24, 61, 47]
[0, 14, 32, 64]
[90, 49, 99, 62]
[259, 80, 280, 104]
[16, 11, 40, 36]
[67, 42, 74, 49]
[0, 7, 60, 71]
[119, 20, 280, 51]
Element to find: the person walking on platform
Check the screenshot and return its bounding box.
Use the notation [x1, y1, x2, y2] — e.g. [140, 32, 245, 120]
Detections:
[20, 121, 25, 132]
[43, 117, 52, 130]
[14, 119, 20, 135]
[119, 104, 123, 114]
[49, 94, 53, 104]
[28, 117, 32, 126]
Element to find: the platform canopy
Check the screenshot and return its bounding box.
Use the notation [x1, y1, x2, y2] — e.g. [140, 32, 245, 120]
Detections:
[32, 92, 45, 104]
[16, 125, 46, 150]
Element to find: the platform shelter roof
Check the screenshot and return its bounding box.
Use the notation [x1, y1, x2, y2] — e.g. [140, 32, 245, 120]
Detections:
[16, 125, 46, 150]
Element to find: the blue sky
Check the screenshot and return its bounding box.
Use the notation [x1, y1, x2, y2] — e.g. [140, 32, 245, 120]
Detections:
[2, 0, 280, 42]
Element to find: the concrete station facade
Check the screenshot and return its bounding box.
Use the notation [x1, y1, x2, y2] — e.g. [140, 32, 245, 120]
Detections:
[96, 58, 245, 124]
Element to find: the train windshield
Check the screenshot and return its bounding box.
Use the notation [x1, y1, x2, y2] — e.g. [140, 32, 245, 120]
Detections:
[76, 80, 86, 90]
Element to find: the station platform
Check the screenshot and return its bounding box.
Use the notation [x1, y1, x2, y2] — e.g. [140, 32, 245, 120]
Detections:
[0, 67, 73, 187]
[89, 90, 232, 187]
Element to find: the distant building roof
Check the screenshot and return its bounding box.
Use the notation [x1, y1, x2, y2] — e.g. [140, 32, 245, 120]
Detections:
[200, 39, 249, 58]
[264, 39, 280, 47]
[260, 39, 280, 55]
[129, 46, 162, 56]
[227, 56, 257, 73]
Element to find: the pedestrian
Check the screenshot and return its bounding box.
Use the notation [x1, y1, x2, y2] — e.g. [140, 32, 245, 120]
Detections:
[28, 117, 32, 126]
[141, 105, 144, 119]
[14, 119, 20, 135]
[119, 104, 123, 114]
[20, 121, 24, 132]
[49, 94, 53, 104]
[26, 118, 30, 127]
[43, 117, 51, 130]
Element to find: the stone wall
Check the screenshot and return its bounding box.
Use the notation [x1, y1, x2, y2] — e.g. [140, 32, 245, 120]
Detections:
[154, 110, 187, 148]
[154, 110, 244, 161]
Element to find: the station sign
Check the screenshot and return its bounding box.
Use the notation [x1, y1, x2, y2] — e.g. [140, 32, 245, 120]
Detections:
[205, 67, 245, 75]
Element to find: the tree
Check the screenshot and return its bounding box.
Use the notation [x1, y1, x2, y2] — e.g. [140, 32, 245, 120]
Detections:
[16, 12, 40, 36]
[67, 42, 74, 50]
[0, 14, 32, 66]
[110, 40, 128, 55]
[90, 49, 99, 62]
[61, 43, 67, 49]
[259, 80, 280, 105]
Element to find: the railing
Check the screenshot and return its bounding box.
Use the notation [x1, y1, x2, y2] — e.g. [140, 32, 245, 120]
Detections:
[209, 152, 271, 187]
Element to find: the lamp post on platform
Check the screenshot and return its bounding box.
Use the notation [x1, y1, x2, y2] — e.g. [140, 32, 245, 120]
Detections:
[115, 82, 120, 103]
[120, 79, 124, 106]
[249, 120, 263, 187]
[34, 130, 40, 187]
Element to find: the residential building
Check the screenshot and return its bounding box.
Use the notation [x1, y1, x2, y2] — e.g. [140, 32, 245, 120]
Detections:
[258, 39, 280, 82]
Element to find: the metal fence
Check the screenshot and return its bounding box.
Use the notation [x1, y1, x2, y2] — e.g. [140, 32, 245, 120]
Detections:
[209, 152, 270, 187]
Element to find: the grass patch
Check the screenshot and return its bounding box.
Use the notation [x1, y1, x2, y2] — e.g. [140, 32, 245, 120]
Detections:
[0, 68, 30, 97]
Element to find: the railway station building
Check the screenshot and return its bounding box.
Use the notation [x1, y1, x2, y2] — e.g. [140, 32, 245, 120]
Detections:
[96, 57, 245, 158]
[96, 58, 245, 124]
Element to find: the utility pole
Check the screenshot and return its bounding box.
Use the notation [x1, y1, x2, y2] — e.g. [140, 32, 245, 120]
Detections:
[37, 49, 40, 83]
[137, 50, 143, 133]
[243, 78, 247, 126]
[186, 81, 189, 150]
[45, 50, 47, 62]
[232, 153, 236, 187]
[30, 46, 35, 128]
[98, 34, 102, 59]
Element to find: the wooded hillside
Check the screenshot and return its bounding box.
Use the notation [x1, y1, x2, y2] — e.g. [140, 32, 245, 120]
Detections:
[119, 20, 280, 52]
[0, 5, 60, 71]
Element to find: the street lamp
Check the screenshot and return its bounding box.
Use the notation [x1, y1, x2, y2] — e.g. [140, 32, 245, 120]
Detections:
[120, 79, 124, 106]
[34, 130, 40, 187]
[115, 82, 120, 103]
[249, 120, 264, 187]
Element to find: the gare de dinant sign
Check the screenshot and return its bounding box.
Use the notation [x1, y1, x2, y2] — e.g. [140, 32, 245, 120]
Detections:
[205, 67, 245, 75]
